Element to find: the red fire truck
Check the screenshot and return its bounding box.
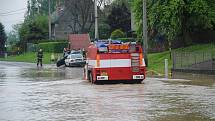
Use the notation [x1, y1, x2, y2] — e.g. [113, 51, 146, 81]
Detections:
[84, 40, 146, 84]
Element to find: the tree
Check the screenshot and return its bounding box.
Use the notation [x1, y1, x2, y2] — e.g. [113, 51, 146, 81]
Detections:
[107, 3, 131, 33]
[111, 0, 130, 7]
[90, 23, 111, 39]
[7, 24, 20, 48]
[111, 29, 126, 39]
[0, 22, 7, 55]
[62, 0, 95, 33]
[57, 0, 110, 34]
[26, 0, 59, 18]
[97, 0, 113, 7]
[16, 0, 60, 52]
[27, 15, 49, 42]
[18, 15, 48, 51]
[99, 23, 111, 39]
[132, 0, 215, 47]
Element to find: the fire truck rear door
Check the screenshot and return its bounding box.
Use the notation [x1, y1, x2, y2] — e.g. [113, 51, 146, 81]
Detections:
[110, 54, 131, 80]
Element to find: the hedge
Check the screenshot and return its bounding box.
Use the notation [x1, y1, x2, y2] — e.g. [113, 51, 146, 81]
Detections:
[38, 42, 68, 53]
[37, 39, 67, 43]
[117, 38, 141, 43]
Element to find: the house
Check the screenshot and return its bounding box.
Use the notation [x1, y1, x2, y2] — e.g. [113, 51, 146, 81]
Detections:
[68, 34, 91, 50]
[51, 0, 96, 40]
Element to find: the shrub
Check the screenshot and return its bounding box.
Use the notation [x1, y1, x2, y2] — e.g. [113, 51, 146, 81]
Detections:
[117, 38, 136, 43]
[38, 42, 68, 53]
[116, 38, 143, 43]
[111, 29, 126, 39]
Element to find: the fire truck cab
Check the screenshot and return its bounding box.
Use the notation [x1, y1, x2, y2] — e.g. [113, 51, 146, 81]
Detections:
[84, 40, 146, 84]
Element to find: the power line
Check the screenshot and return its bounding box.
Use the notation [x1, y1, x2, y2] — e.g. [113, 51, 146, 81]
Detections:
[0, 19, 24, 23]
[0, 8, 26, 15]
[0, 11, 26, 17]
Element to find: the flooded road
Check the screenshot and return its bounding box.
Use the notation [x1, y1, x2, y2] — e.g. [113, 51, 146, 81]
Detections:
[0, 61, 214, 121]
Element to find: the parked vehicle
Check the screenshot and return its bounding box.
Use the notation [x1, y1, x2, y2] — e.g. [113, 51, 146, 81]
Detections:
[65, 53, 85, 67]
[84, 40, 146, 84]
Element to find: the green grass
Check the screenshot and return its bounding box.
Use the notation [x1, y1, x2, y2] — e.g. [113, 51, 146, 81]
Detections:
[148, 51, 172, 76]
[175, 43, 215, 52]
[0, 52, 62, 64]
[147, 43, 215, 75]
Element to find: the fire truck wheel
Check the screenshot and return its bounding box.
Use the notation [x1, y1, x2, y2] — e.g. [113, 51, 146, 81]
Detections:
[135, 80, 143, 84]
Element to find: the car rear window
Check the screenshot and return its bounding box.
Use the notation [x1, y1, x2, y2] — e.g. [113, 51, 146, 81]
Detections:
[68, 54, 83, 59]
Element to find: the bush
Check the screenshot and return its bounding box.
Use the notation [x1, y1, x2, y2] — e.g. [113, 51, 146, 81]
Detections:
[111, 29, 126, 39]
[116, 38, 143, 44]
[38, 42, 68, 53]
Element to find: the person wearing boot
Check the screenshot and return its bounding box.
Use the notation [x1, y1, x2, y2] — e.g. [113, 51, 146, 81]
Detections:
[37, 49, 43, 67]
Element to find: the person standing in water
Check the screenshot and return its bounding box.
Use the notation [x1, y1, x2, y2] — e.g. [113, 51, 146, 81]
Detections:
[37, 49, 43, 67]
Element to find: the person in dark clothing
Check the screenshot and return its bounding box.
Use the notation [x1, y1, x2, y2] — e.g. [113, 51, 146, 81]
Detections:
[37, 49, 43, 67]
[63, 48, 67, 57]
[82, 48, 86, 59]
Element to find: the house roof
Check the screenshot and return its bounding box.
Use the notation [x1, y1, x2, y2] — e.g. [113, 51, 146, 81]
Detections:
[68, 34, 91, 50]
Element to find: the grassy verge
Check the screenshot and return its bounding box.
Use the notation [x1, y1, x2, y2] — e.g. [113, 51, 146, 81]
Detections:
[147, 43, 215, 76]
[148, 51, 172, 76]
[0, 52, 62, 64]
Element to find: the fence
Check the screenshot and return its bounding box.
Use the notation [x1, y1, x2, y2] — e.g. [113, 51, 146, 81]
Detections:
[172, 51, 215, 74]
[27, 43, 38, 52]
[0, 51, 5, 57]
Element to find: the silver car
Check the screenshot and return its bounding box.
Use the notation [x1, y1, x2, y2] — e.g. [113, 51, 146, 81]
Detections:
[65, 53, 85, 67]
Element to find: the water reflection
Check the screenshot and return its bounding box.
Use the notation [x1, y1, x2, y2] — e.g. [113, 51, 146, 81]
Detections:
[20, 67, 83, 82]
[172, 72, 215, 86]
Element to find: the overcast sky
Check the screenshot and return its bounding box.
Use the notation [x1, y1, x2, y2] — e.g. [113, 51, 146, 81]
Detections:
[0, 0, 27, 33]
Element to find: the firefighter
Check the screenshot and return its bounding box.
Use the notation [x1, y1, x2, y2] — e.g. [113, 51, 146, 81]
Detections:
[63, 48, 67, 57]
[37, 49, 43, 67]
[82, 48, 86, 59]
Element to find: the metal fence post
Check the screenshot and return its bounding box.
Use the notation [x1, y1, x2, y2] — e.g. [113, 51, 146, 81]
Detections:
[165, 59, 168, 79]
[195, 53, 197, 65]
[180, 52, 182, 68]
[212, 52, 214, 72]
[4, 52, 7, 59]
[172, 52, 175, 69]
[213, 59, 214, 73]
[203, 52, 205, 62]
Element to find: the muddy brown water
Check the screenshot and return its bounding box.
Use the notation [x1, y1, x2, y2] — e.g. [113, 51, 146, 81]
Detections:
[0, 62, 214, 121]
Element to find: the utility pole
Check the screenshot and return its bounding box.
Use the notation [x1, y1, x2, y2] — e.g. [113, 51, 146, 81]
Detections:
[94, 0, 99, 40]
[143, 0, 148, 66]
[48, 0, 51, 40]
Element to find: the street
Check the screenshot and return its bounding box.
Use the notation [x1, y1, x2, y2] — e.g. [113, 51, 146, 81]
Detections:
[0, 61, 214, 121]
